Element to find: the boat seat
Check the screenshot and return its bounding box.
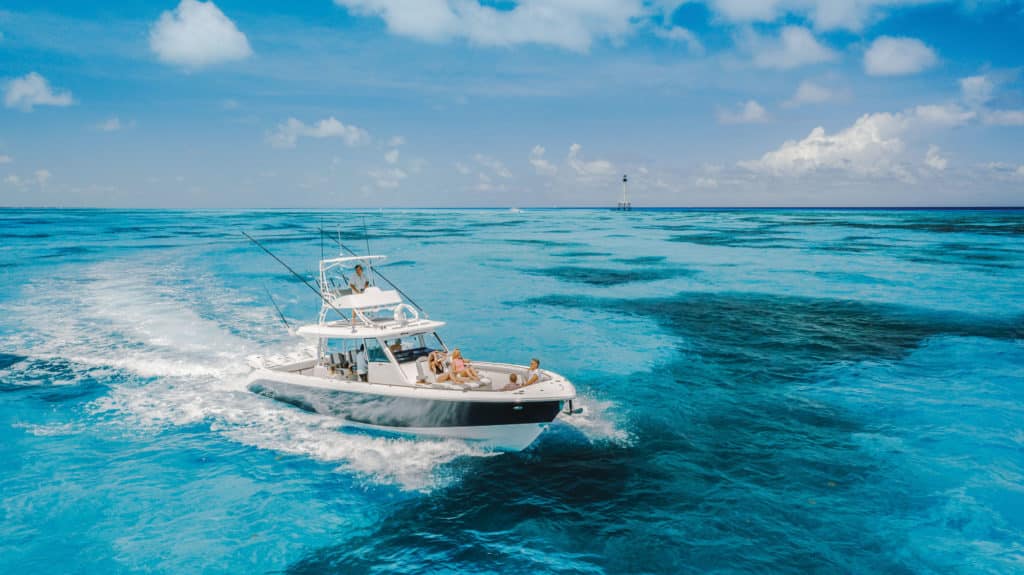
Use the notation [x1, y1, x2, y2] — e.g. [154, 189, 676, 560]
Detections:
[414, 357, 431, 383]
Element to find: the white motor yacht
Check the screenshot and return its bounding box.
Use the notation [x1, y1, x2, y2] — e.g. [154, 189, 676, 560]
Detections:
[246, 252, 577, 452]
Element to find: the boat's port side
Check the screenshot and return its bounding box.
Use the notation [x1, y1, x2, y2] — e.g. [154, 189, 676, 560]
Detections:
[249, 379, 564, 427]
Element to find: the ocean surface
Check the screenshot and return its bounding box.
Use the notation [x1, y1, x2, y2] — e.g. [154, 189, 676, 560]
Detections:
[1, 208, 1022, 574]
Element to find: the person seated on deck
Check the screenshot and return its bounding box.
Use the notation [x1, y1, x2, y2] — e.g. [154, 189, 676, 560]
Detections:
[523, 358, 541, 387]
[349, 264, 370, 294]
[425, 350, 458, 384]
[500, 372, 520, 391]
[389, 339, 403, 354]
[450, 348, 480, 381]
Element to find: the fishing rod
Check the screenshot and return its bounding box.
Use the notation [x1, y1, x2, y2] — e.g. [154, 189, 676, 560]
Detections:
[362, 216, 375, 286]
[318, 226, 428, 316]
[241, 231, 351, 321]
[263, 284, 293, 333]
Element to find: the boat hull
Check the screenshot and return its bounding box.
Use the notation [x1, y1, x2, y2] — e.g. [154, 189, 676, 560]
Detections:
[249, 378, 564, 451]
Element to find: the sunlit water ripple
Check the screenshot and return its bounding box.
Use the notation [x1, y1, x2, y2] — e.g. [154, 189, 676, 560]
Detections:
[1, 208, 1022, 574]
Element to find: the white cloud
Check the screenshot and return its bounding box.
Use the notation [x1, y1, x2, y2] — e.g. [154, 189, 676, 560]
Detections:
[785, 80, 833, 107]
[332, 0, 643, 52]
[751, 26, 836, 70]
[707, 0, 935, 32]
[454, 161, 472, 175]
[387, 135, 406, 147]
[913, 104, 974, 127]
[959, 75, 994, 108]
[740, 112, 910, 179]
[149, 0, 252, 69]
[0, 155, 11, 164]
[4, 169, 51, 189]
[567, 143, 615, 177]
[268, 117, 370, 149]
[695, 176, 718, 188]
[923, 145, 946, 171]
[529, 145, 557, 176]
[384, 148, 400, 164]
[368, 167, 407, 189]
[4, 72, 73, 111]
[474, 153, 512, 177]
[864, 36, 937, 76]
[654, 25, 703, 54]
[982, 109, 1024, 126]
[717, 100, 768, 124]
[97, 117, 123, 132]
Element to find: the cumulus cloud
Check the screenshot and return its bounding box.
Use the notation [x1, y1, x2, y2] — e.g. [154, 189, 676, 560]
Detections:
[529, 145, 557, 175]
[4, 169, 51, 189]
[387, 135, 406, 147]
[333, 0, 644, 52]
[454, 161, 472, 175]
[913, 104, 974, 127]
[384, 148, 400, 164]
[751, 26, 836, 70]
[785, 80, 833, 107]
[0, 155, 11, 164]
[707, 0, 932, 32]
[3, 72, 73, 111]
[150, 0, 252, 69]
[568, 143, 615, 177]
[740, 112, 910, 179]
[474, 153, 512, 178]
[267, 117, 369, 149]
[695, 176, 718, 188]
[960, 75, 994, 108]
[740, 100, 982, 181]
[368, 167, 407, 189]
[654, 25, 703, 54]
[864, 36, 937, 76]
[717, 100, 768, 124]
[923, 145, 947, 171]
[982, 109, 1024, 126]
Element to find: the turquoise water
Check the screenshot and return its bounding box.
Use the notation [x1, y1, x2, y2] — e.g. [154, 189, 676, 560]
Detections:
[1, 208, 1022, 574]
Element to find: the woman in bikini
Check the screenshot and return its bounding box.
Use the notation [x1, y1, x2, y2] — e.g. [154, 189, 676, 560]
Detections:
[450, 348, 480, 381]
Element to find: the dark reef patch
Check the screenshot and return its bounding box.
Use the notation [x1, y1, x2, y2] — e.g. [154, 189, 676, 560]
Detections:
[613, 255, 667, 265]
[552, 250, 613, 258]
[669, 231, 796, 248]
[529, 291, 1023, 383]
[531, 265, 695, 286]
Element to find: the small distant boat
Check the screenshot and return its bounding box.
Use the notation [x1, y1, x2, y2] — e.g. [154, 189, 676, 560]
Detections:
[245, 251, 577, 452]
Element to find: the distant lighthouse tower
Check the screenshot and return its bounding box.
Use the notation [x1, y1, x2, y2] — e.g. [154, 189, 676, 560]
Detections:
[617, 174, 631, 211]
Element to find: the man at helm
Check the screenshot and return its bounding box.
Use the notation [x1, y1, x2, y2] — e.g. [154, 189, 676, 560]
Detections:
[349, 264, 370, 293]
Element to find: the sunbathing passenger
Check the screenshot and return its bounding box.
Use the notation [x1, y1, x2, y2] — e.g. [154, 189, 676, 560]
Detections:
[450, 348, 480, 381]
[426, 351, 457, 384]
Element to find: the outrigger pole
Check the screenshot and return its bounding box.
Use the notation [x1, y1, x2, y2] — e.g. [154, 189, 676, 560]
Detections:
[318, 227, 429, 316]
[263, 284, 293, 333]
[241, 231, 351, 321]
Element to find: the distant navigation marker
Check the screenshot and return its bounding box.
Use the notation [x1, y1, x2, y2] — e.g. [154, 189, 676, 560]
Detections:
[617, 174, 631, 211]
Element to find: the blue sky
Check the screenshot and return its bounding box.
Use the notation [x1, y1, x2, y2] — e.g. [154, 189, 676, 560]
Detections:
[1, 0, 1023, 207]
